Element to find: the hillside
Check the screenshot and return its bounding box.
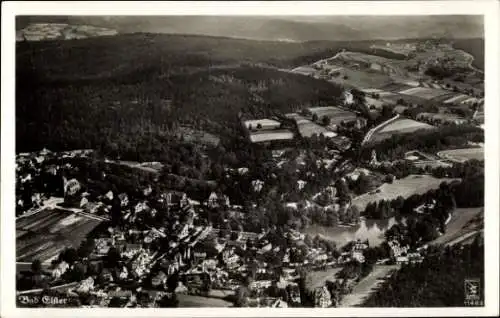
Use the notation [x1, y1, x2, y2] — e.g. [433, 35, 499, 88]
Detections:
[16, 32, 382, 81]
[452, 38, 485, 70]
[16, 16, 484, 42]
[16, 34, 346, 160]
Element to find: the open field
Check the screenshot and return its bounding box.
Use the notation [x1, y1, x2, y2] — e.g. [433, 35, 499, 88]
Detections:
[430, 207, 483, 246]
[380, 82, 414, 92]
[437, 147, 484, 162]
[328, 67, 393, 89]
[337, 51, 395, 65]
[16, 262, 52, 275]
[370, 43, 416, 56]
[307, 106, 357, 125]
[177, 294, 233, 307]
[370, 118, 435, 143]
[375, 91, 427, 105]
[16, 208, 102, 263]
[405, 150, 439, 161]
[339, 265, 400, 307]
[286, 113, 330, 138]
[360, 88, 385, 94]
[378, 118, 434, 133]
[429, 92, 462, 104]
[249, 129, 294, 143]
[334, 51, 410, 78]
[365, 97, 395, 110]
[398, 87, 450, 100]
[107, 159, 163, 174]
[352, 175, 460, 212]
[306, 267, 343, 290]
[361, 88, 398, 100]
[416, 112, 468, 125]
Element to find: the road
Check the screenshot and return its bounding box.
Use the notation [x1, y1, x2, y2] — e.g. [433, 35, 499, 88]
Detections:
[16, 282, 80, 295]
[338, 264, 400, 307]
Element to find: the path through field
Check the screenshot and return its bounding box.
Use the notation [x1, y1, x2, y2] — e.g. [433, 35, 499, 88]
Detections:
[430, 207, 483, 246]
[338, 264, 400, 307]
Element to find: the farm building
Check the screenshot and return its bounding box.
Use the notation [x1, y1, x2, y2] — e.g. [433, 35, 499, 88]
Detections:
[344, 91, 354, 105]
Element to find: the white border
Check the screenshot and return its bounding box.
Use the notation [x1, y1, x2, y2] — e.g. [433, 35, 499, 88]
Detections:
[2, 1, 499, 317]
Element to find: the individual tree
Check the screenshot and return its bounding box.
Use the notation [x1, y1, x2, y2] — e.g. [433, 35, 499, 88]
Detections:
[350, 205, 360, 224]
[106, 247, 121, 268]
[60, 247, 79, 265]
[108, 297, 124, 308]
[31, 259, 42, 274]
[78, 238, 96, 258]
[70, 262, 87, 281]
[355, 172, 371, 194]
[321, 116, 331, 126]
[235, 286, 249, 307]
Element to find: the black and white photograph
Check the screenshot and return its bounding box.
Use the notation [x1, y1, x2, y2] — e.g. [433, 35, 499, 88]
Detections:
[1, 1, 499, 317]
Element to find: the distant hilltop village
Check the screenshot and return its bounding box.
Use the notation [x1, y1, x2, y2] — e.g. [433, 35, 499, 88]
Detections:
[16, 23, 118, 42]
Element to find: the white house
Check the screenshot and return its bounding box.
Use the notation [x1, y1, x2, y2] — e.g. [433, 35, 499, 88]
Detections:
[52, 261, 70, 279]
[251, 180, 265, 193]
[297, 180, 307, 191]
[207, 192, 218, 208]
[76, 276, 95, 293]
[343, 90, 354, 106]
[105, 191, 114, 201]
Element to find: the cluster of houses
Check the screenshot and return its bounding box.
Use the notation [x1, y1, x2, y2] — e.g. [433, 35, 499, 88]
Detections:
[15, 148, 94, 216]
[388, 240, 424, 264]
[17, 145, 430, 308]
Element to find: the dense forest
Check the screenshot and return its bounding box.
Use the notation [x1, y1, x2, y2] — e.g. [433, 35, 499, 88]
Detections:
[362, 238, 484, 307]
[16, 33, 358, 163]
[452, 38, 484, 70]
[16, 33, 398, 78]
[17, 53, 343, 161]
